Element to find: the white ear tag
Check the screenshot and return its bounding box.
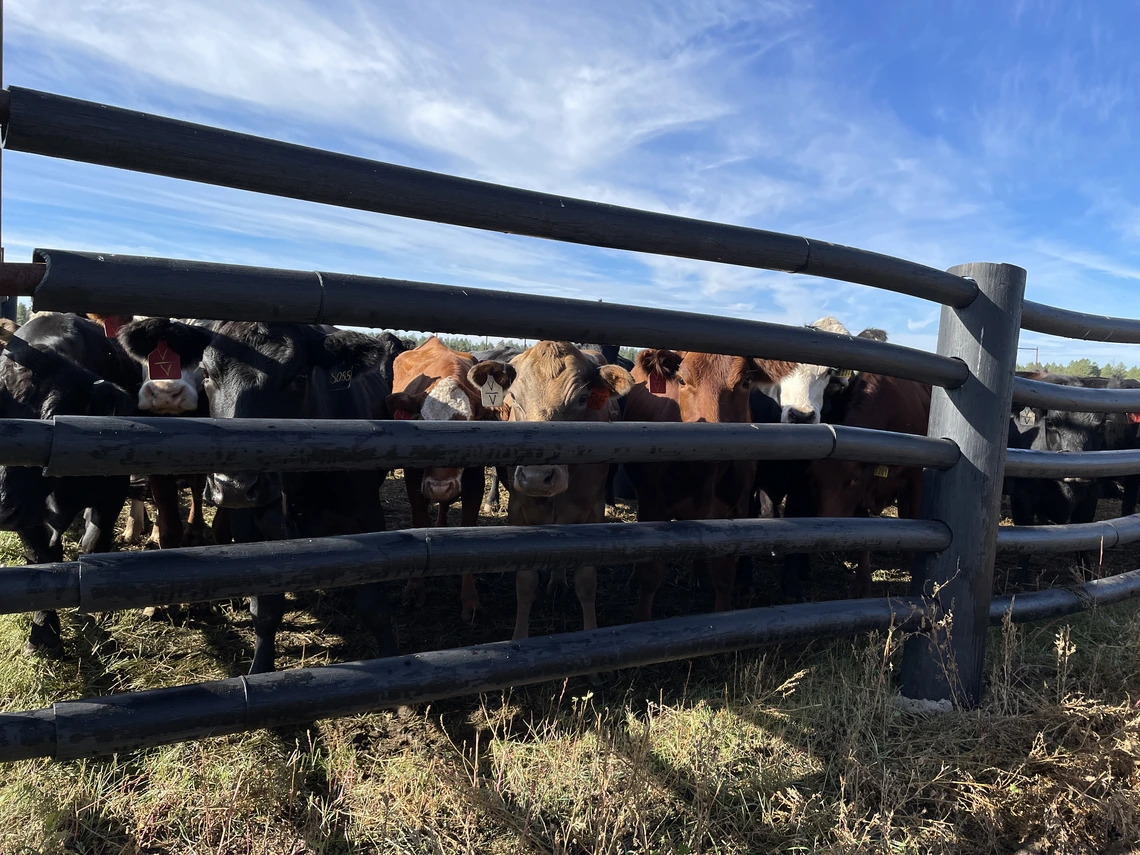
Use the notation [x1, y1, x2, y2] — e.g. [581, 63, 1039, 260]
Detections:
[481, 376, 504, 408]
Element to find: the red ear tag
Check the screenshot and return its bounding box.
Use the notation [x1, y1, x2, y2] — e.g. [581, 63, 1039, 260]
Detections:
[649, 371, 666, 394]
[147, 340, 182, 381]
[587, 388, 611, 410]
[393, 408, 415, 420]
[101, 317, 124, 339]
[1129, 413, 1140, 425]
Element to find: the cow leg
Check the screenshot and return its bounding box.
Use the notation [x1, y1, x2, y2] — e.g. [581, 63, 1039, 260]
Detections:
[780, 482, 814, 601]
[149, 474, 184, 550]
[708, 556, 735, 612]
[575, 565, 598, 632]
[605, 464, 617, 507]
[513, 569, 539, 640]
[212, 506, 233, 545]
[401, 468, 432, 608]
[19, 524, 64, 656]
[1123, 475, 1140, 517]
[231, 506, 288, 675]
[1009, 483, 1035, 584]
[459, 466, 483, 622]
[633, 560, 666, 622]
[123, 498, 148, 543]
[435, 502, 450, 527]
[355, 582, 398, 658]
[483, 469, 502, 514]
[184, 474, 209, 546]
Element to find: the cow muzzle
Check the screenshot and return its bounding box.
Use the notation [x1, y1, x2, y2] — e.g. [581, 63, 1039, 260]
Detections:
[512, 465, 570, 498]
[422, 469, 463, 504]
[138, 378, 199, 415]
[206, 472, 282, 509]
[783, 406, 819, 425]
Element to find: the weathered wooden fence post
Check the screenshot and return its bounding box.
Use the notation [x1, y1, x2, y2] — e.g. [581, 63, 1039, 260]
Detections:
[900, 262, 1026, 708]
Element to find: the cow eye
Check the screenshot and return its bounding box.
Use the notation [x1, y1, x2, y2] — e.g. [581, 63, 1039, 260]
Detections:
[739, 379, 751, 390]
[577, 391, 590, 406]
[675, 377, 686, 387]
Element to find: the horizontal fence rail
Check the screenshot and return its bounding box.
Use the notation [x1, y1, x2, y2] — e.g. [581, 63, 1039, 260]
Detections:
[5, 567, 1140, 763]
[14, 416, 962, 476]
[1004, 448, 1140, 478]
[1021, 299, 1140, 344]
[0, 518, 953, 615]
[1, 87, 980, 307]
[28, 249, 971, 388]
[1012, 376, 1140, 413]
[0, 597, 932, 762]
[996, 513, 1140, 553]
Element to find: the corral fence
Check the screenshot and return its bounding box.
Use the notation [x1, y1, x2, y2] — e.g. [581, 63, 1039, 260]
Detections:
[0, 71, 1140, 762]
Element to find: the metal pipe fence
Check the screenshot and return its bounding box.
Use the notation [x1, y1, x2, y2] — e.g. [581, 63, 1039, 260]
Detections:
[0, 81, 1138, 760]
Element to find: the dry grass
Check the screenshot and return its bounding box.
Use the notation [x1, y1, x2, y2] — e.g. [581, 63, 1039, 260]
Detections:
[0, 474, 1139, 853]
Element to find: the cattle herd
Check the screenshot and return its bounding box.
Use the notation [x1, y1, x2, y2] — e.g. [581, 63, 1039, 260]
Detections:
[0, 310, 1134, 676]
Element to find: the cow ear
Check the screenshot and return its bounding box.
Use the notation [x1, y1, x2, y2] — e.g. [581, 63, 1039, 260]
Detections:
[744, 357, 795, 384]
[596, 365, 635, 398]
[313, 330, 401, 370]
[385, 392, 423, 418]
[635, 349, 682, 380]
[120, 318, 210, 365]
[856, 327, 888, 342]
[468, 361, 516, 390]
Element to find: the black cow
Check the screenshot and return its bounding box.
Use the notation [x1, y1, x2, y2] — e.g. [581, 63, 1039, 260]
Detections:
[1004, 372, 1137, 580]
[0, 313, 140, 654]
[119, 319, 406, 674]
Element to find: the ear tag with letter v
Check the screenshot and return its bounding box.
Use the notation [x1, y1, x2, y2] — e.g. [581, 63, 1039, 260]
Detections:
[481, 376, 504, 408]
[147, 340, 181, 381]
[649, 371, 666, 394]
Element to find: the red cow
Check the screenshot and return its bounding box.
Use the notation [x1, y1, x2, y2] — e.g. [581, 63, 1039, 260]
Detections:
[809, 372, 931, 597]
[623, 349, 794, 621]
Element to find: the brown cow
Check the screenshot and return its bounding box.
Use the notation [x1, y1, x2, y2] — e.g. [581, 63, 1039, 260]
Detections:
[623, 349, 794, 621]
[809, 372, 930, 597]
[386, 335, 488, 621]
[468, 341, 634, 640]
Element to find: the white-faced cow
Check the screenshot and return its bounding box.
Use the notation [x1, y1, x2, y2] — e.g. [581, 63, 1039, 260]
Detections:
[386, 335, 491, 621]
[119, 318, 406, 674]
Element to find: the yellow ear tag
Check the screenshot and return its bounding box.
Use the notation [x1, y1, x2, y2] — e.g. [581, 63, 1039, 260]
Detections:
[873, 465, 889, 478]
[835, 368, 853, 379]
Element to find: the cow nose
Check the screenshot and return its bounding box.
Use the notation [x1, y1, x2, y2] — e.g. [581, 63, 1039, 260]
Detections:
[422, 473, 462, 504]
[207, 472, 281, 509]
[512, 465, 569, 497]
[786, 408, 817, 424]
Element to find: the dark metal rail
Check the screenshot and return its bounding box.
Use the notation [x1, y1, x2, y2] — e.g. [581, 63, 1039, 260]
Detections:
[4, 567, 1139, 763]
[996, 513, 1140, 553]
[0, 517, 952, 615]
[28, 416, 961, 476]
[1004, 448, 1140, 478]
[1021, 299, 1140, 344]
[2, 87, 978, 308]
[29, 249, 970, 388]
[1012, 376, 1140, 413]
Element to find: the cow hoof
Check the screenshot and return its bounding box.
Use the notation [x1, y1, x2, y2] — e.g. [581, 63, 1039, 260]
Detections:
[142, 606, 162, 620]
[23, 637, 64, 659]
[461, 603, 479, 624]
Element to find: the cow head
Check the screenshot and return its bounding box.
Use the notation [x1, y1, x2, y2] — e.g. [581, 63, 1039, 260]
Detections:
[468, 341, 633, 498]
[387, 337, 481, 504]
[120, 319, 401, 509]
[634, 348, 788, 424]
[776, 318, 888, 424]
[117, 318, 207, 415]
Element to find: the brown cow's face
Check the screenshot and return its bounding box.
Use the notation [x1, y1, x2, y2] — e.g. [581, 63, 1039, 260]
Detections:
[469, 341, 633, 499]
[635, 349, 790, 423]
[811, 459, 873, 518]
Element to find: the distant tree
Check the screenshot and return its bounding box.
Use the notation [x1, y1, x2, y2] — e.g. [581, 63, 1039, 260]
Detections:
[14, 300, 30, 326]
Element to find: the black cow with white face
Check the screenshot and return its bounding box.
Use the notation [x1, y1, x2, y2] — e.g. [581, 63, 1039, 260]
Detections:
[119, 318, 406, 674]
[0, 313, 140, 654]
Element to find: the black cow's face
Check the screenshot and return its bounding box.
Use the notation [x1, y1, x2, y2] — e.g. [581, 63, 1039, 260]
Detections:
[119, 319, 400, 510]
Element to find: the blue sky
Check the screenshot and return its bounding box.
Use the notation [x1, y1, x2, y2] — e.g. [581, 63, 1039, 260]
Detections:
[5, 0, 1140, 366]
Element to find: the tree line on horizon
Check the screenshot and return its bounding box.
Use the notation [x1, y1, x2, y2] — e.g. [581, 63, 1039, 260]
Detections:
[1018, 358, 1140, 380]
